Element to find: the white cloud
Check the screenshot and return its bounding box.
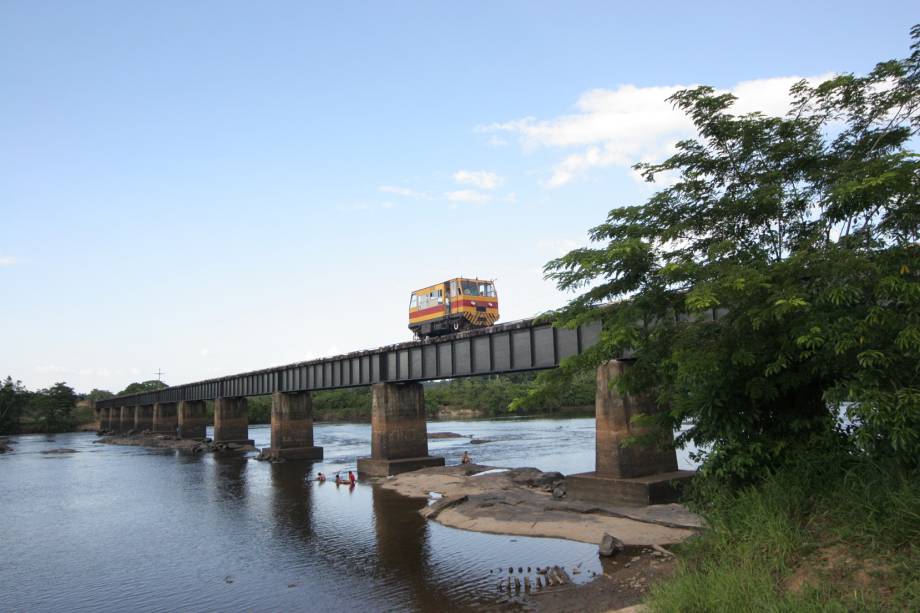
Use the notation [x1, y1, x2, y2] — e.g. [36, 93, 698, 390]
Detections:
[379, 185, 429, 199]
[200, 348, 210, 357]
[0, 256, 16, 266]
[538, 238, 585, 256]
[446, 190, 493, 204]
[480, 74, 832, 187]
[453, 170, 502, 190]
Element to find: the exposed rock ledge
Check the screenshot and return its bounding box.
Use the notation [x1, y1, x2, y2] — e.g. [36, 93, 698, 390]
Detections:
[95, 434, 258, 453]
[379, 465, 702, 547]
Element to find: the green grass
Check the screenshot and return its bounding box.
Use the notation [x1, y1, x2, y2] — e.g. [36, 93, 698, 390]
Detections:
[646, 456, 920, 612]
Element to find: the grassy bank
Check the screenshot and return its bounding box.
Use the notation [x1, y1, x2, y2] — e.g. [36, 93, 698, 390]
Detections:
[647, 456, 920, 611]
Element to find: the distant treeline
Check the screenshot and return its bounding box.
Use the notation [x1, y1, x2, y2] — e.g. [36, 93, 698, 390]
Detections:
[0, 377, 168, 435]
[235, 371, 596, 424]
[0, 377, 86, 434]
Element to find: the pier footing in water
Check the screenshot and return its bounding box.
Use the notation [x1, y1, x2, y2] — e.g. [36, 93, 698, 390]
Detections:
[357, 382, 443, 477]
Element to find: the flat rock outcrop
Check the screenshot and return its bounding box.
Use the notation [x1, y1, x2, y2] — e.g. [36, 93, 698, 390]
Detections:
[380, 464, 702, 547]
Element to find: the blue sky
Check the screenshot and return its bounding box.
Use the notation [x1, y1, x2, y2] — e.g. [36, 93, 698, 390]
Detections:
[1, 1, 916, 392]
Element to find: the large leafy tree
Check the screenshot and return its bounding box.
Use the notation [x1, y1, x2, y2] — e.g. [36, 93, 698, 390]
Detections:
[30, 382, 78, 433]
[533, 27, 920, 482]
[0, 376, 30, 435]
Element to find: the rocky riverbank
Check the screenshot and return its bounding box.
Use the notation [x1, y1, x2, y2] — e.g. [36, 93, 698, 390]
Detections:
[378, 464, 702, 611]
[380, 465, 701, 545]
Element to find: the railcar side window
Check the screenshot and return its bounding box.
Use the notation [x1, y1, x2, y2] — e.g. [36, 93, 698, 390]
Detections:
[410, 295, 419, 309]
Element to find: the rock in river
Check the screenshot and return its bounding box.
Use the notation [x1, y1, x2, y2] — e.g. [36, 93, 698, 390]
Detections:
[599, 532, 625, 557]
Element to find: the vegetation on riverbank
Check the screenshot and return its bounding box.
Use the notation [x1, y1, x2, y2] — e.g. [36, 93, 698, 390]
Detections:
[648, 455, 920, 610]
[0, 377, 82, 434]
[526, 26, 920, 610]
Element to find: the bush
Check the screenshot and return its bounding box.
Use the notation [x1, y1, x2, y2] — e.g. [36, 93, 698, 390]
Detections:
[648, 454, 920, 611]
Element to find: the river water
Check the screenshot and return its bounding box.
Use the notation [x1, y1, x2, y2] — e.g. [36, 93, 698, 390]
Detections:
[0, 418, 697, 612]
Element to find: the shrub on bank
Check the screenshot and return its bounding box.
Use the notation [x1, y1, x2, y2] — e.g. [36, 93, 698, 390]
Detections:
[647, 454, 920, 611]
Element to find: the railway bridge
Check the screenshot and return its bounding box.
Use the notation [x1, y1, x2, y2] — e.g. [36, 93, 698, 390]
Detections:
[94, 317, 693, 504]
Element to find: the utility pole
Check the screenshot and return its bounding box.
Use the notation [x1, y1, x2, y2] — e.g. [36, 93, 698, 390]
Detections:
[154, 369, 165, 385]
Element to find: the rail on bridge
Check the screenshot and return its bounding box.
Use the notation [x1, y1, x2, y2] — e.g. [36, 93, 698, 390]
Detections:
[94, 317, 693, 505]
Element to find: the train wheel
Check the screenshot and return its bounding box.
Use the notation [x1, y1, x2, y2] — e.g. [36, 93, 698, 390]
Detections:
[453, 321, 460, 331]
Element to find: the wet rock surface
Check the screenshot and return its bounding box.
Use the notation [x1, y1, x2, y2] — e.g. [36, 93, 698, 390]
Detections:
[599, 533, 625, 557]
[380, 465, 701, 547]
[96, 434, 217, 452]
[529, 546, 677, 612]
[427, 432, 466, 439]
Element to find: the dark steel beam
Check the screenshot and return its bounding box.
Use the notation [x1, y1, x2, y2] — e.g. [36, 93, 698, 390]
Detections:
[95, 318, 601, 409]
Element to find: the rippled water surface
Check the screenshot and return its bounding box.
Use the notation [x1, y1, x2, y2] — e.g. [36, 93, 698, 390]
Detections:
[0, 418, 697, 612]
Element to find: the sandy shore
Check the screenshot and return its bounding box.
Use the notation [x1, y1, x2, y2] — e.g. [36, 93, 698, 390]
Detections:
[379, 465, 701, 546]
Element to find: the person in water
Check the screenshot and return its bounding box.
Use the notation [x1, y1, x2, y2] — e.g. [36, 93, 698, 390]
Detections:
[461, 451, 472, 465]
[316, 472, 326, 482]
[348, 470, 356, 485]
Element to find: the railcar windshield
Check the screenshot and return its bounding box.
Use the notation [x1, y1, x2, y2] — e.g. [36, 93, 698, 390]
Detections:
[460, 281, 496, 297]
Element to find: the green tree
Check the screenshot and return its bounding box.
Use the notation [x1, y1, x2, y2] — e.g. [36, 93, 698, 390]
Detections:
[117, 380, 168, 395]
[0, 376, 29, 434]
[530, 27, 920, 483]
[86, 388, 115, 401]
[30, 382, 78, 433]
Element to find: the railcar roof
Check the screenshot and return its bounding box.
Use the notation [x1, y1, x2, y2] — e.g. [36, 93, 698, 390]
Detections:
[410, 277, 495, 294]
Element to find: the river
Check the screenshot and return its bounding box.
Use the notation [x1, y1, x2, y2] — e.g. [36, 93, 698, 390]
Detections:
[0, 418, 697, 612]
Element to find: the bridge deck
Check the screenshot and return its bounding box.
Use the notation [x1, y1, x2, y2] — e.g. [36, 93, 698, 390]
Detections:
[95, 318, 602, 408]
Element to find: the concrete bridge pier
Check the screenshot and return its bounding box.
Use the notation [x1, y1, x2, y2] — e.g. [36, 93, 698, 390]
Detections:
[97, 407, 109, 431]
[262, 391, 323, 461]
[134, 404, 154, 432]
[119, 406, 132, 433]
[566, 359, 695, 506]
[153, 402, 178, 434]
[357, 382, 445, 477]
[213, 397, 254, 446]
[109, 407, 119, 431]
[177, 400, 207, 439]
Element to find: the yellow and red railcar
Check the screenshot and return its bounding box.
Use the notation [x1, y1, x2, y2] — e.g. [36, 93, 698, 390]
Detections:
[408, 277, 499, 338]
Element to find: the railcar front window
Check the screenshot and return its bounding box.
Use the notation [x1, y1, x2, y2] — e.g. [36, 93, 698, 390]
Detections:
[462, 281, 480, 296]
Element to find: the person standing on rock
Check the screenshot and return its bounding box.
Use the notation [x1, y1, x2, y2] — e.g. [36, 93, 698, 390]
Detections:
[348, 470, 356, 485]
[461, 451, 472, 465]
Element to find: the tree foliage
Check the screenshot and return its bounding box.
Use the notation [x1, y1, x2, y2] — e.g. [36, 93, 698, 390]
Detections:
[117, 380, 168, 396]
[0, 377, 29, 435]
[534, 27, 920, 482]
[29, 382, 78, 433]
[86, 388, 115, 401]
